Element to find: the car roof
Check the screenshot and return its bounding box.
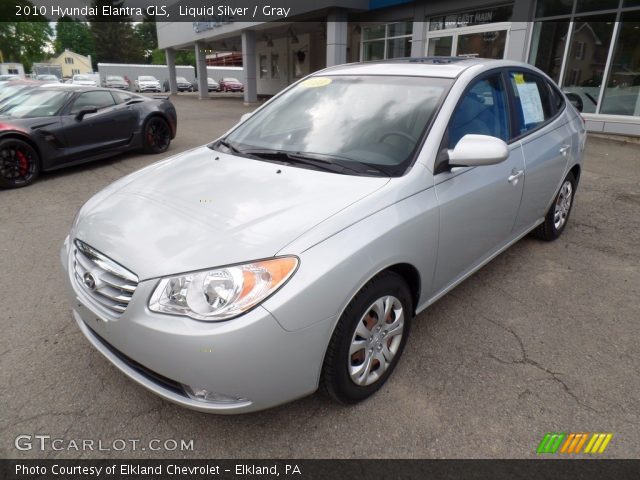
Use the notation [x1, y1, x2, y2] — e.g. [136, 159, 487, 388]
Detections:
[318, 57, 530, 79]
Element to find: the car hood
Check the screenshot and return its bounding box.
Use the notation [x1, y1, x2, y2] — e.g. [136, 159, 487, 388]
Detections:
[139, 80, 159, 84]
[73, 81, 96, 85]
[74, 146, 389, 279]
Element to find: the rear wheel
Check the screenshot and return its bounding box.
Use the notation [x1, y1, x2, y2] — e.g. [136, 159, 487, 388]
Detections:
[142, 117, 171, 154]
[0, 138, 40, 189]
[532, 172, 576, 241]
[321, 271, 413, 404]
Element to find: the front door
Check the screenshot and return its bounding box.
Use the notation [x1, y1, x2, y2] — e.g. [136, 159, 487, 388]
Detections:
[431, 72, 525, 296]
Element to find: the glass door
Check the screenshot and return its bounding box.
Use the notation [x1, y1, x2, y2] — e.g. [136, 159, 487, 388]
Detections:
[456, 30, 508, 58]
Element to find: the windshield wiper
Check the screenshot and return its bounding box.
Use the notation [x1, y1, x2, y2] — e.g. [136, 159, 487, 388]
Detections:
[242, 149, 390, 176]
[209, 138, 246, 156]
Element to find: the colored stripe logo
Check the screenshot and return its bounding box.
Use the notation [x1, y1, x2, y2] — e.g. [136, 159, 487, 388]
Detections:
[537, 433, 613, 454]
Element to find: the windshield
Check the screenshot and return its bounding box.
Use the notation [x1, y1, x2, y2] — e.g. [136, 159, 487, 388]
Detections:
[37, 75, 57, 80]
[177, 77, 188, 82]
[139, 76, 157, 81]
[74, 75, 90, 81]
[223, 78, 240, 82]
[222, 75, 451, 176]
[0, 90, 71, 118]
[0, 84, 31, 103]
[107, 76, 124, 81]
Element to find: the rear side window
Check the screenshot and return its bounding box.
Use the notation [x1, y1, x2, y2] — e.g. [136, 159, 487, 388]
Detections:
[508, 71, 553, 135]
[448, 74, 509, 148]
[547, 81, 565, 115]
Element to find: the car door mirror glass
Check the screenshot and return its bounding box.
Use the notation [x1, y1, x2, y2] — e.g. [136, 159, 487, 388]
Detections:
[76, 106, 98, 121]
[448, 134, 509, 167]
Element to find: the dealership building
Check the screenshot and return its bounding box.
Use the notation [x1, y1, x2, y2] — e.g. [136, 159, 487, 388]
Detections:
[157, 0, 640, 137]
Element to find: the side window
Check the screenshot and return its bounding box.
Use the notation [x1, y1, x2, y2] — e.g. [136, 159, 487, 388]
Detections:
[508, 71, 553, 135]
[70, 91, 116, 114]
[112, 91, 134, 104]
[547, 81, 565, 115]
[448, 74, 509, 149]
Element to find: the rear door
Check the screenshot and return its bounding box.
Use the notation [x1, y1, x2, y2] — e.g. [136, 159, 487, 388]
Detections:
[431, 71, 525, 295]
[506, 70, 573, 232]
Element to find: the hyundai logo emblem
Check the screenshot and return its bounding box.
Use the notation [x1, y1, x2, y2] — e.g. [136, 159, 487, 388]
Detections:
[83, 272, 96, 291]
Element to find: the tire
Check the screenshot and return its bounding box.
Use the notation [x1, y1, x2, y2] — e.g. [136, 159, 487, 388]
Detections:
[0, 138, 40, 189]
[321, 271, 413, 404]
[532, 171, 576, 241]
[142, 117, 171, 154]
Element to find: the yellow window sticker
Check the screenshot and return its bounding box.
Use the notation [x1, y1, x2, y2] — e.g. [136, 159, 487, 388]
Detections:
[300, 77, 332, 88]
[514, 73, 525, 84]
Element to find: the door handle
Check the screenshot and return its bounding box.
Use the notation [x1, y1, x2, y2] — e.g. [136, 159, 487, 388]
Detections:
[559, 144, 570, 155]
[508, 169, 524, 185]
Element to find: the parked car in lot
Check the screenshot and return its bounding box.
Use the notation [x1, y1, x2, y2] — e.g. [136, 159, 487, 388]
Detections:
[163, 76, 193, 92]
[135, 75, 161, 93]
[71, 74, 98, 87]
[62, 58, 585, 413]
[35, 74, 61, 82]
[0, 74, 21, 84]
[0, 85, 177, 188]
[219, 77, 244, 92]
[102, 75, 129, 90]
[208, 77, 220, 92]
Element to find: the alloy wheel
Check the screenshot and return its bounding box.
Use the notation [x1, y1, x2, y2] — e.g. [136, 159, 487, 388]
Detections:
[0, 142, 37, 187]
[554, 180, 573, 230]
[348, 295, 405, 386]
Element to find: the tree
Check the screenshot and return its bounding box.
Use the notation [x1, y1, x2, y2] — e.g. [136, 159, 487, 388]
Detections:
[134, 11, 157, 63]
[0, 8, 53, 72]
[88, 0, 144, 64]
[54, 17, 95, 60]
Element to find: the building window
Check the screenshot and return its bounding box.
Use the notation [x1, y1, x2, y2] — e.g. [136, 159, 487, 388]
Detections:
[529, 0, 640, 115]
[259, 54, 268, 79]
[270, 53, 280, 79]
[361, 21, 413, 61]
[600, 12, 640, 116]
[8, 68, 18, 74]
[65, 57, 74, 64]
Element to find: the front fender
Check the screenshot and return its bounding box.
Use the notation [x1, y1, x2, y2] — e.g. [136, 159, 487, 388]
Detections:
[262, 187, 439, 333]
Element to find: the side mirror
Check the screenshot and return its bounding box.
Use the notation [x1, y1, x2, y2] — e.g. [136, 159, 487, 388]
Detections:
[564, 92, 583, 112]
[76, 106, 98, 121]
[448, 134, 509, 167]
[240, 112, 253, 123]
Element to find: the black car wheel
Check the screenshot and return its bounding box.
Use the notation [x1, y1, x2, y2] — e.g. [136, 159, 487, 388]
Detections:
[143, 117, 171, 154]
[0, 138, 40, 189]
[321, 271, 413, 404]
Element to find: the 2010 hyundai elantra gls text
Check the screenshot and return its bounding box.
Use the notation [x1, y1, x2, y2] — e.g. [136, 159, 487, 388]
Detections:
[61, 58, 585, 413]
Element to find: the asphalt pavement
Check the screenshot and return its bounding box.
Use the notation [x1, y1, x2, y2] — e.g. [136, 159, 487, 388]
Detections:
[1, 94, 638, 459]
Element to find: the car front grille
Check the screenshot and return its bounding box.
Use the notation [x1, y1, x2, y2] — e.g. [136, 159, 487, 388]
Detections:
[72, 239, 139, 315]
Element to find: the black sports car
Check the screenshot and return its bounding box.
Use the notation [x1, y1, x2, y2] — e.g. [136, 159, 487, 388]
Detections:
[0, 85, 177, 188]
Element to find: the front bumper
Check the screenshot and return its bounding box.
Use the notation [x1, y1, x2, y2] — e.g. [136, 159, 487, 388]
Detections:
[138, 85, 161, 92]
[61, 237, 332, 413]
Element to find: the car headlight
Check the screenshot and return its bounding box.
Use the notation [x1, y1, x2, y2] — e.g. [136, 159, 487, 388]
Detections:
[148, 257, 298, 321]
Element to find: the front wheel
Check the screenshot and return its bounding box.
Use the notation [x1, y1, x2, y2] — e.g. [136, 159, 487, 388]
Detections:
[321, 271, 413, 404]
[532, 171, 577, 241]
[0, 138, 40, 189]
[142, 117, 171, 154]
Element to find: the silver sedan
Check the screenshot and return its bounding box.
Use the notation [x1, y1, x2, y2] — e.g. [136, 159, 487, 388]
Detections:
[61, 58, 586, 413]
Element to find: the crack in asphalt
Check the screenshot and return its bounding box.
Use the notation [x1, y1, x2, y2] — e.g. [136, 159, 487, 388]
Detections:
[480, 313, 602, 414]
